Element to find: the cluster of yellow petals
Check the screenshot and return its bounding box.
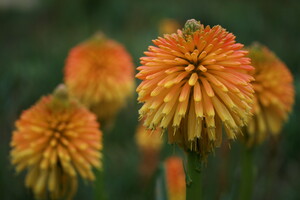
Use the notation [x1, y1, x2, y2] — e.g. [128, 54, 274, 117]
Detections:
[165, 157, 186, 200]
[10, 91, 102, 199]
[136, 20, 254, 156]
[64, 33, 135, 122]
[245, 44, 294, 146]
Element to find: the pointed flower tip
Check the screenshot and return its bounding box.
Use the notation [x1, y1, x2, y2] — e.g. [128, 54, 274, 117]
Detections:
[251, 41, 263, 50]
[90, 31, 106, 43]
[51, 84, 71, 109]
[183, 19, 202, 37]
[53, 84, 69, 100]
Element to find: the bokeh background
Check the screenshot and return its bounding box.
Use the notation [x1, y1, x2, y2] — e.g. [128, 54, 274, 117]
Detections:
[1, 0, 300, 199]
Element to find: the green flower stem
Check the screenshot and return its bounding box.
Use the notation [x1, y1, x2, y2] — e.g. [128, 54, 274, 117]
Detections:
[239, 147, 254, 200]
[186, 151, 202, 200]
[94, 170, 107, 200]
[94, 124, 111, 200]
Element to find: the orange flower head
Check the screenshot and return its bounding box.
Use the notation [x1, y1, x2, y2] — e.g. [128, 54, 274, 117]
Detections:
[136, 19, 254, 157]
[10, 85, 102, 200]
[64, 33, 135, 122]
[244, 43, 294, 146]
[165, 157, 186, 200]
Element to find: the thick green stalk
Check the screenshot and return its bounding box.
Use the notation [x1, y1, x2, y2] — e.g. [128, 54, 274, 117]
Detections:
[94, 124, 109, 200]
[186, 151, 202, 200]
[94, 170, 107, 200]
[239, 147, 254, 200]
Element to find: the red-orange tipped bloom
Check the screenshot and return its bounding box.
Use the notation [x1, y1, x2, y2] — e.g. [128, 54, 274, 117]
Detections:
[10, 86, 102, 200]
[136, 19, 254, 157]
[64, 33, 135, 122]
[165, 157, 186, 200]
[245, 44, 294, 146]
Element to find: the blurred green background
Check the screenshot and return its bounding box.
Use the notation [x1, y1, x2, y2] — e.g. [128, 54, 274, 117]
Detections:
[1, 0, 300, 199]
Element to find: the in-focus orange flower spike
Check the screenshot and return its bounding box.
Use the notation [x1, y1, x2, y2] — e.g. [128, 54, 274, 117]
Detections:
[244, 43, 295, 147]
[10, 85, 102, 200]
[165, 157, 186, 200]
[64, 33, 135, 124]
[136, 19, 254, 157]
